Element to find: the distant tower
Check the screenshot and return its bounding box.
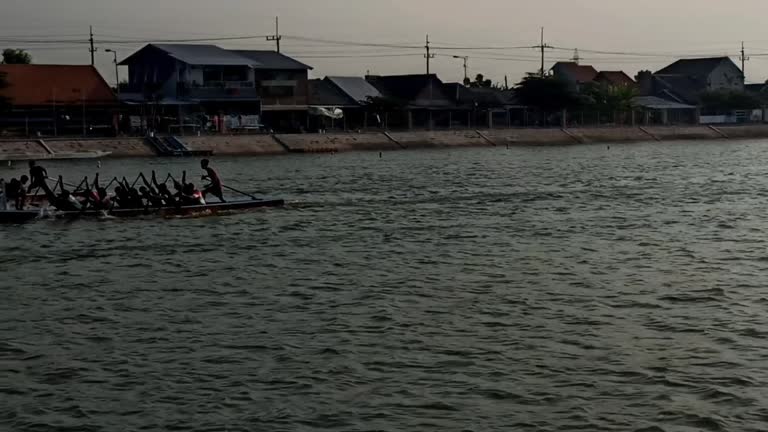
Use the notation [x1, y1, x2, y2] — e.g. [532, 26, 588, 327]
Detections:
[571, 48, 581, 64]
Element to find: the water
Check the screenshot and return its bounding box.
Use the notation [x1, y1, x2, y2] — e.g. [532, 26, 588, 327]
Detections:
[2, 139, 768, 431]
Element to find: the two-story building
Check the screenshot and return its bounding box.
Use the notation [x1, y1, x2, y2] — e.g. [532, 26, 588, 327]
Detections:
[119, 44, 312, 133]
[637, 57, 744, 105]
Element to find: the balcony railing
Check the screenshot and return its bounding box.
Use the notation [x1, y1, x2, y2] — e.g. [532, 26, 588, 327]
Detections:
[198, 81, 255, 89]
[185, 87, 261, 100]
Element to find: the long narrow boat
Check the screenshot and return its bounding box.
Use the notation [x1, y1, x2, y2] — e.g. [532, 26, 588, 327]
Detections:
[0, 198, 285, 224]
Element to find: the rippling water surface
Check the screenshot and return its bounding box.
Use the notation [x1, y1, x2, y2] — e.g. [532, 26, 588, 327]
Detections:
[3, 140, 768, 431]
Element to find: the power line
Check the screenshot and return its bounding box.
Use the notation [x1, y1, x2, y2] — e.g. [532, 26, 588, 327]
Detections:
[291, 53, 422, 58]
[283, 35, 422, 49]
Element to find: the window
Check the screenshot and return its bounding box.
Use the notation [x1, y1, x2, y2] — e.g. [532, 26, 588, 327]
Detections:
[222, 67, 248, 82]
[203, 68, 223, 83]
[263, 86, 294, 97]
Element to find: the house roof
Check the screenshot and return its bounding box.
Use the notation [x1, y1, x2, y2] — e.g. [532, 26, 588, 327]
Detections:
[326, 76, 381, 104]
[655, 57, 737, 77]
[309, 79, 357, 107]
[552, 62, 598, 83]
[652, 74, 705, 104]
[0, 64, 116, 105]
[632, 96, 696, 110]
[122, 44, 255, 66]
[233, 50, 313, 70]
[595, 71, 636, 86]
[366, 74, 451, 106]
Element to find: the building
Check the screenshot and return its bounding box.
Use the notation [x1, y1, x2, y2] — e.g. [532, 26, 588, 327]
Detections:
[631, 96, 698, 125]
[594, 71, 636, 87]
[233, 50, 313, 131]
[365, 74, 453, 129]
[551, 62, 598, 91]
[118, 44, 312, 133]
[307, 76, 386, 131]
[0, 64, 117, 136]
[637, 57, 744, 105]
[443, 83, 523, 128]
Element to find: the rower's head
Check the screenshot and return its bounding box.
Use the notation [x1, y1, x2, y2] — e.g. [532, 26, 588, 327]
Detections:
[20, 175, 28, 184]
[201, 159, 210, 169]
[97, 187, 107, 199]
[173, 181, 182, 191]
[60, 189, 70, 198]
[158, 184, 169, 193]
[183, 183, 195, 194]
[114, 185, 123, 194]
[139, 186, 148, 195]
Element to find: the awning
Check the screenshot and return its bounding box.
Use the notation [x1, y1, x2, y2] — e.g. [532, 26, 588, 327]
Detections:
[632, 96, 696, 110]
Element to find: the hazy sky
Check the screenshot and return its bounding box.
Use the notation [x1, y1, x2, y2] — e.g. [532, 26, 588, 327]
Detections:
[2, 0, 768, 86]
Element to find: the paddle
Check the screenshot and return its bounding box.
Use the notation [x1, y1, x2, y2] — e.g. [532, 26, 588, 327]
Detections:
[222, 184, 262, 201]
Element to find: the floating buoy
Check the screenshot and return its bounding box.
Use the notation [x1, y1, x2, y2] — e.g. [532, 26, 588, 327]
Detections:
[379, 152, 382, 158]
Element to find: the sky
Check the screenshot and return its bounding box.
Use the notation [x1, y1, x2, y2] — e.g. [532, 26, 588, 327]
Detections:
[2, 0, 768, 87]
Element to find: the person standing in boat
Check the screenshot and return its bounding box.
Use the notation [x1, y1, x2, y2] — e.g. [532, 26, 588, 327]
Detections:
[200, 159, 225, 202]
[27, 161, 52, 196]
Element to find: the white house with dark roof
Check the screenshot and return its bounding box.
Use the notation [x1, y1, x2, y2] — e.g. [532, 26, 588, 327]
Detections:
[637, 57, 744, 105]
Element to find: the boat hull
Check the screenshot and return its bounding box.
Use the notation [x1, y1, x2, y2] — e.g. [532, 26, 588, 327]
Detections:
[0, 198, 285, 224]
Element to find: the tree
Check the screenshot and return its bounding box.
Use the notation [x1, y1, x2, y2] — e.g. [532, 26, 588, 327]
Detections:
[514, 76, 582, 112]
[700, 90, 762, 113]
[1, 49, 32, 64]
[468, 73, 492, 88]
[583, 83, 638, 112]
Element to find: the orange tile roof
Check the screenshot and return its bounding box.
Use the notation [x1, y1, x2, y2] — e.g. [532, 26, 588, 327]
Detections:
[553, 62, 598, 83]
[0, 65, 116, 106]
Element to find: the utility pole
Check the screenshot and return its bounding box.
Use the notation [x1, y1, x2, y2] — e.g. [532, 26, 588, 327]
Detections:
[89, 26, 96, 66]
[425, 34, 435, 75]
[535, 27, 552, 77]
[105, 49, 120, 95]
[452, 55, 469, 81]
[266, 17, 282, 53]
[740, 41, 749, 81]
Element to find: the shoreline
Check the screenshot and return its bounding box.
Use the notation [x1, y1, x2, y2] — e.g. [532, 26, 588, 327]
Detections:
[2, 124, 768, 159]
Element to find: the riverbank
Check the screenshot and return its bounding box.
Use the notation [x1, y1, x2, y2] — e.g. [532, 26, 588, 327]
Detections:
[2, 124, 768, 159]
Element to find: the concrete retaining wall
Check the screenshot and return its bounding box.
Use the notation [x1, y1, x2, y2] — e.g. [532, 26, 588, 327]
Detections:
[388, 130, 492, 148]
[46, 138, 154, 157]
[2, 124, 768, 160]
[482, 129, 575, 146]
[0, 140, 48, 159]
[275, 133, 400, 152]
[643, 126, 720, 141]
[713, 124, 768, 139]
[183, 135, 285, 155]
[569, 127, 653, 143]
